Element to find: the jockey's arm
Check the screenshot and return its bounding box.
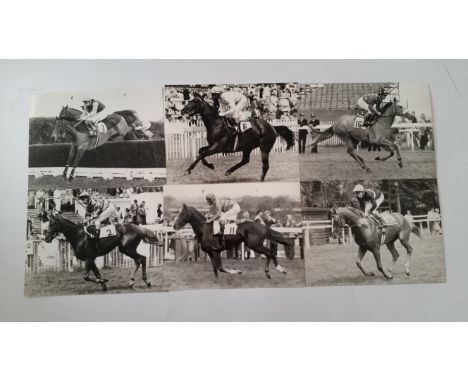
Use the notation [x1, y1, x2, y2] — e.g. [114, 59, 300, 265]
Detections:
[368, 103, 381, 116]
[206, 212, 221, 223]
[88, 101, 100, 116]
[368, 197, 377, 213]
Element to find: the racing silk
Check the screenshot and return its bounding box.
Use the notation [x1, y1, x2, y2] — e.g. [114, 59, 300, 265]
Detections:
[359, 93, 384, 115]
[207, 198, 240, 222]
[87, 197, 108, 217]
[219, 91, 248, 119]
[83, 100, 105, 116]
[354, 189, 383, 213]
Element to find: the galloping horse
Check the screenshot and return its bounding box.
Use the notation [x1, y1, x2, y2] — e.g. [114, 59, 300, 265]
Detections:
[173, 204, 295, 279]
[57, 106, 142, 180]
[44, 213, 159, 291]
[331, 207, 421, 279]
[309, 102, 409, 172]
[180, 95, 296, 181]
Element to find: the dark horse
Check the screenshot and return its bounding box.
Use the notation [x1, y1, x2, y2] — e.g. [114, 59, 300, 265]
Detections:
[57, 106, 142, 180]
[180, 95, 296, 181]
[44, 213, 159, 291]
[331, 207, 421, 279]
[309, 102, 409, 172]
[173, 204, 295, 279]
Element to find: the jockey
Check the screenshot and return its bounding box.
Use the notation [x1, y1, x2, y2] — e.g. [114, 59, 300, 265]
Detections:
[211, 86, 249, 134]
[356, 87, 388, 126]
[352, 184, 385, 225]
[78, 191, 118, 238]
[205, 192, 241, 246]
[80, 97, 106, 135]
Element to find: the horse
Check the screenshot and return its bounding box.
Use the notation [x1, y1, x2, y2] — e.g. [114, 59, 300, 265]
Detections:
[308, 101, 410, 172]
[44, 212, 159, 291]
[172, 204, 295, 279]
[56, 106, 142, 180]
[180, 95, 296, 182]
[330, 206, 422, 279]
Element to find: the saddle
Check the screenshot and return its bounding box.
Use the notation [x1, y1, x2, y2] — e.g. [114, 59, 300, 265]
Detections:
[368, 213, 399, 244]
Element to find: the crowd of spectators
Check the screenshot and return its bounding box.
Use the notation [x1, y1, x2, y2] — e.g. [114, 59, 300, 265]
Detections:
[165, 83, 301, 123]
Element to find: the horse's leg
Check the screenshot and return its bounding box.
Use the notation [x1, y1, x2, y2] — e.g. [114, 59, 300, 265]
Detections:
[63, 145, 76, 179]
[84, 259, 108, 291]
[185, 142, 222, 175]
[345, 141, 371, 172]
[399, 237, 413, 276]
[356, 246, 375, 277]
[375, 145, 394, 161]
[213, 250, 242, 275]
[128, 257, 141, 288]
[260, 150, 270, 182]
[385, 240, 400, 278]
[140, 254, 152, 287]
[250, 243, 286, 279]
[370, 247, 393, 279]
[225, 149, 251, 176]
[198, 146, 215, 169]
[207, 252, 219, 280]
[68, 145, 87, 181]
[381, 138, 402, 168]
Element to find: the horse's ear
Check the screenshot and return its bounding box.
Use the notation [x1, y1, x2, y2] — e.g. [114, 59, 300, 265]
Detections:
[193, 92, 201, 98]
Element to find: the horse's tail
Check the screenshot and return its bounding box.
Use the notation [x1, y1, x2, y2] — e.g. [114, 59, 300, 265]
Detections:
[273, 125, 296, 150]
[309, 125, 334, 146]
[411, 223, 422, 239]
[114, 110, 141, 127]
[141, 227, 159, 244]
[265, 227, 294, 247]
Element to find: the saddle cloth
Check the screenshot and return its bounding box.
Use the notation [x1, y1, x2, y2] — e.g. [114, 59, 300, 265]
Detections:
[370, 212, 399, 227]
[98, 224, 117, 238]
[213, 221, 238, 235]
[353, 115, 365, 129]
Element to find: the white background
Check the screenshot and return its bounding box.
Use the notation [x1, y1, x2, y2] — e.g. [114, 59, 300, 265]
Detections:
[0, 59, 467, 321]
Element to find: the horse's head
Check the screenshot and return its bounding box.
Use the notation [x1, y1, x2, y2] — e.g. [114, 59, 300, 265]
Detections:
[57, 105, 82, 121]
[44, 212, 62, 243]
[173, 203, 190, 230]
[181, 96, 205, 116]
[330, 207, 347, 229]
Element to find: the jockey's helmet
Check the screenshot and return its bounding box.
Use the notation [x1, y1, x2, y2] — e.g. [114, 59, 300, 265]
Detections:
[79, 191, 90, 199]
[378, 87, 387, 96]
[211, 86, 224, 94]
[205, 193, 216, 201]
[82, 97, 94, 103]
[353, 184, 365, 193]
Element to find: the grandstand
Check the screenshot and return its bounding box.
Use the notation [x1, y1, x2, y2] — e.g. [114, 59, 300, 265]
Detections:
[297, 82, 399, 120]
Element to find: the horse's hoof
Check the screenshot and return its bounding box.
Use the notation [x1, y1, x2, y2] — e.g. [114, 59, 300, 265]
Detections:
[282, 270, 287, 275]
[398, 163, 403, 168]
[129, 281, 135, 288]
[365, 168, 372, 173]
[265, 273, 271, 279]
[185, 170, 191, 175]
[100, 283, 107, 292]
[375, 156, 381, 161]
[386, 274, 393, 280]
[146, 281, 152, 288]
[225, 171, 232, 176]
[367, 272, 375, 277]
[207, 164, 215, 170]
[236, 270, 242, 274]
[102, 278, 109, 283]
[405, 270, 411, 276]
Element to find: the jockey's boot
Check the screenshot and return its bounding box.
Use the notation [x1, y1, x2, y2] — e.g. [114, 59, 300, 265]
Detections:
[86, 121, 98, 136]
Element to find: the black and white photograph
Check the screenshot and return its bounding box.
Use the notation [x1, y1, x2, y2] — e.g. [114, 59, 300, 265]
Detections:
[297, 82, 437, 180]
[161, 182, 305, 290]
[164, 83, 300, 184]
[29, 88, 166, 189]
[25, 186, 166, 296]
[301, 179, 445, 286]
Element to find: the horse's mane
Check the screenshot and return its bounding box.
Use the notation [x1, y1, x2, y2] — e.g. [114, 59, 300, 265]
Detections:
[336, 206, 363, 218]
[53, 214, 82, 226]
[380, 102, 395, 114]
[194, 96, 218, 116]
[187, 205, 206, 221]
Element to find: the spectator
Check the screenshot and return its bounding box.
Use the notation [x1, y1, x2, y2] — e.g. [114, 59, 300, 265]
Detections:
[420, 128, 429, 150]
[130, 199, 139, 223]
[309, 113, 320, 154]
[254, 210, 265, 225]
[298, 113, 309, 154]
[123, 208, 133, 223]
[136, 201, 147, 225]
[157, 203, 163, 222]
[284, 214, 296, 227]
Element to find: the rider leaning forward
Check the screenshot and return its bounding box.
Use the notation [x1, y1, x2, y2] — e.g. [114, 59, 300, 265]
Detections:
[78, 191, 118, 238]
[351, 184, 385, 225]
[356, 87, 388, 126]
[80, 97, 106, 135]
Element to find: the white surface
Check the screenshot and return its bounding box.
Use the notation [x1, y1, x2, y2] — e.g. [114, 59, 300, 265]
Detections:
[0, 59, 467, 321]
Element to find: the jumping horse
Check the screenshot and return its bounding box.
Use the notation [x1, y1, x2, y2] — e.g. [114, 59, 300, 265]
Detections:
[180, 95, 296, 182]
[308, 101, 411, 172]
[44, 212, 159, 291]
[331, 207, 421, 279]
[173, 204, 295, 279]
[57, 106, 142, 181]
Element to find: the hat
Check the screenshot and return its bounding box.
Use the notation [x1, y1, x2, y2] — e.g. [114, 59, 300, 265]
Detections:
[82, 97, 94, 103]
[211, 86, 224, 94]
[352, 184, 365, 193]
[205, 193, 216, 201]
[79, 191, 90, 198]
